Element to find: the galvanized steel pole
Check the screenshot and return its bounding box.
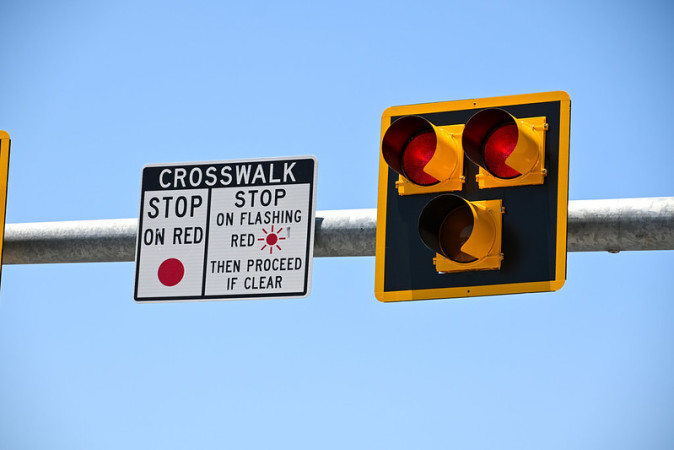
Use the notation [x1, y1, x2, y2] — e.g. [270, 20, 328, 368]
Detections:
[2, 197, 673, 264]
[567, 197, 674, 252]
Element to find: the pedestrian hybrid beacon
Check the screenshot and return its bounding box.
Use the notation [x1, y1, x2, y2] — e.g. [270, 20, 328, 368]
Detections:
[375, 92, 571, 302]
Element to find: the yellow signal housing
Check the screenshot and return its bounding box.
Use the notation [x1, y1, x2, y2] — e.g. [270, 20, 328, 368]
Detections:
[418, 195, 503, 273]
[462, 109, 547, 189]
[375, 91, 571, 303]
[381, 116, 464, 195]
[434, 199, 503, 273]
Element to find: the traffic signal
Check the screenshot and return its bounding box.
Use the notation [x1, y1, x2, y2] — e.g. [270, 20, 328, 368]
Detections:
[375, 92, 571, 302]
[381, 115, 465, 194]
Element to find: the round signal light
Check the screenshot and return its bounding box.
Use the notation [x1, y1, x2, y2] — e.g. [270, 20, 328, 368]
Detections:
[482, 123, 520, 179]
[382, 116, 440, 186]
[401, 131, 439, 186]
[419, 195, 478, 263]
[463, 109, 522, 180]
[437, 204, 478, 262]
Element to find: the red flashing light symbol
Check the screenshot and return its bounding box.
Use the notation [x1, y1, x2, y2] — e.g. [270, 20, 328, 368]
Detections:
[258, 225, 286, 254]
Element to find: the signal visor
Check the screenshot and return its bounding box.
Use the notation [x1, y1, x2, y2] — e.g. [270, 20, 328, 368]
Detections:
[381, 116, 464, 195]
[418, 194, 503, 273]
[462, 109, 547, 188]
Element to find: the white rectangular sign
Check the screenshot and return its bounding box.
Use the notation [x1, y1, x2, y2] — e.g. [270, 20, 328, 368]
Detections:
[134, 156, 317, 302]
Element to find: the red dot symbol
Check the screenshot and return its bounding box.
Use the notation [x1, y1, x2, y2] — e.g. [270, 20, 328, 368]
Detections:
[266, 233, 278, 245]
[158, 258, 185, 287]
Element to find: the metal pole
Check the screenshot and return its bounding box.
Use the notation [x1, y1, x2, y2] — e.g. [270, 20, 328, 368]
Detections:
[2, 197, 673, 264]
[567, 197, 674, 252]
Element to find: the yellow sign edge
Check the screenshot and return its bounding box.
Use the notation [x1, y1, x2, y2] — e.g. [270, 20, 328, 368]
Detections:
[0, 131, 10, 272]
[374, 114, 392, 298]
[376, 279, 565, 302]
[555, 95, 571, 288]
[382, 91, 570, 118]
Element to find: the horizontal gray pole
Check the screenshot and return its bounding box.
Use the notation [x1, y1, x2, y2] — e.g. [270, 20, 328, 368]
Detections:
[2, 197, 673, 264]
[567, 197, 674, 252]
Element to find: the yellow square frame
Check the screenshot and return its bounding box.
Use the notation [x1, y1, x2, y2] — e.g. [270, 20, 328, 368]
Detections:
[375, 91, 571, 302]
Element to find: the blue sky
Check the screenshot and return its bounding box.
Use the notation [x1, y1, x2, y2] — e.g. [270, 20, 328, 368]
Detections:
[1, 0, 673, 449]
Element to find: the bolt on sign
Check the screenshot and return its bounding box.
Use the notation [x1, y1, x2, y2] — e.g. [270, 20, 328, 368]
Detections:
[134, 156, 317, 302]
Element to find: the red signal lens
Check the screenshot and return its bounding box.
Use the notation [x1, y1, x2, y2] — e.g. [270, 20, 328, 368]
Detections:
[401, 131, 438, 186]
[438, 205, 477, 263]
[483, 123, 520, 179]
[462, 109, 531, 181]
